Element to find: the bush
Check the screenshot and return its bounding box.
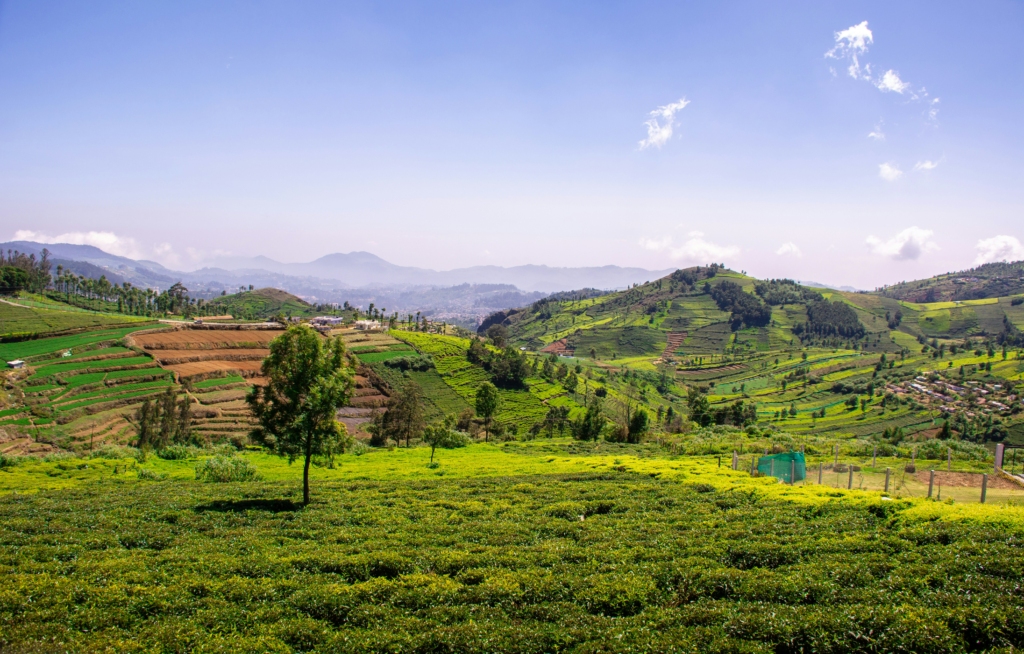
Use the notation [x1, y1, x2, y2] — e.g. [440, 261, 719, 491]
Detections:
[137, 468, 164, 481]
[194, 455, 261, 482]
[916, 439, 990, 461]
[383, 355, 434, 372]
[89, 445, 142, 461]
[157, 444, 197, 460]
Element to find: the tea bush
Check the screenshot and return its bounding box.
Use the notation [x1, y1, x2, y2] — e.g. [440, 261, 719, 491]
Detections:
[1, 472, 1022, 652]
[194, 455, 261, 482]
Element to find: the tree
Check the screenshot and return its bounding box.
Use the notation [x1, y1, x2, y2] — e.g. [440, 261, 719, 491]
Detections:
[175, 394, 193, 445]
[247, 325, 354, 505]
[486, 324, 509, 348]
[389, 382, 426, 447]
[628, 407, 649, 442]
[571, 399, 606, 441]
[422, 415, 470, 463]
[475, 382, 500, 441]
[687, 387, 711, 427]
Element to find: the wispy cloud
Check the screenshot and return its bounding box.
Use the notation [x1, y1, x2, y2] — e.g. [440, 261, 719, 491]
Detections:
[913, 159, 940, 171]
[866, 227, 938, 261]
[825, 21, 874, 79]
[638, 97, 690, 150]
[638, 230, 738, 263]
[868, 123, 885, 140]
[776, 242, 802, 257]
[974, 235, 1024, 265]
[825, 21, 937, 120]
[878, 162, 903, 181]
[12, 229, 142, 259]
[874, 69, 910, 94]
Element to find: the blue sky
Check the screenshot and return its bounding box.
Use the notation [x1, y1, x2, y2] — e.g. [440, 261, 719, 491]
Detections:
[1, 1, 1022, 288]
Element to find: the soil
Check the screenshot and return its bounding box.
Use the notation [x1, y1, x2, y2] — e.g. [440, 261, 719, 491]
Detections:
[133, 329, 283, 349]
[913, 470, 1019, 489]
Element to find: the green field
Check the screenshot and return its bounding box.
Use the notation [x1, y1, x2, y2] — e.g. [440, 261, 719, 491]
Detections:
[1, 443, 1023, 652]
[0, 301, 151, 341]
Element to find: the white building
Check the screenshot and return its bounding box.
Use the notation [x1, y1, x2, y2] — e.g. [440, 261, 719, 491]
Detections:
[7, 360, 25, 369]
[354, 320, 383, 331]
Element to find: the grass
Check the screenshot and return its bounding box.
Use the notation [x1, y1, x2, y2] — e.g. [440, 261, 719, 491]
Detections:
[1, 444, 1024, 651]
[0, 324, 156, 361]
[0, 301, 151, 341]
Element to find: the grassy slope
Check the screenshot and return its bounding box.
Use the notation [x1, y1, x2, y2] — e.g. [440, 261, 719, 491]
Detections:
[0, 301, 152, 340]
[204, 287, 316, 319]
[1, 444, 1023, 651]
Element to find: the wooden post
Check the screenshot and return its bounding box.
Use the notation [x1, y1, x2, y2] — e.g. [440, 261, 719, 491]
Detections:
[790, 460, 796, 486]
[770, 458, 776, 478]
[872, 446, 877, 468]
[751, 456, 757, 476]
[818, 462, 823, 484]
[928, 470, 935, 498]
[912, 447, 917, 468]
[995, 443, 1005, 471]
[884, 467, 891, 493]
[847, 466, 853, 490]
[981, 474, 988, 504]
[834, 445, 839, 466]
[947, 448, 952, 472]
[732, 451, 738, 470]
[717, 455, 721, 468]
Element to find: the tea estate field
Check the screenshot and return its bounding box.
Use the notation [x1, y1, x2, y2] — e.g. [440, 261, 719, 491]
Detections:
[2, 442, 1024, 653]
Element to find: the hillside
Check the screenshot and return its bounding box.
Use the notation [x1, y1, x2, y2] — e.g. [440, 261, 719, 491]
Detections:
[879, 260, 1024, 303]
[203, 287, 315, 320]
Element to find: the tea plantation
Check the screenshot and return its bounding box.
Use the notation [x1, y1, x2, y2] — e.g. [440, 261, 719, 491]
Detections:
[2, 446, 1024, 652]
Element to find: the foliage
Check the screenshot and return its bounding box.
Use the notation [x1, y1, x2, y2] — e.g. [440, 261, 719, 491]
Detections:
[421, 415, 470, 462]
[475, 382, 501, 441]
[753, 278, 824, 306]
[247, 325, 354, 503]
[710, 281, 772, 329]
[797, 300, 866, 339]
[382, 354, 434, 371]
[367, 382, 426, 448]
[572, 399, 607, 441]
[194, 454, 261, 482]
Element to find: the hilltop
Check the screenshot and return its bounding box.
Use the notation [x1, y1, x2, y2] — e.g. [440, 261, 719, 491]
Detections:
[878, 260, 1024, 303]
[203, 287, 315, 320]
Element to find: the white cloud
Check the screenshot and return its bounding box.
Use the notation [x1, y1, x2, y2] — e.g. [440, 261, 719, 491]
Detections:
[776, 242, 802, 257]
[974, 235, 1024, 265]
[638, 231, 738, 263]
[868, 124, 885, 140]
[638, 97, 690, 150]
[913, 160, 939, 171]
[878, 162, 903, 181]
[825, 21, 873, 79]
[874, 69, 910, 94]
[12, 229, 142, 259]
[866, 227, 938, 261]
[638, 235, 672, 251]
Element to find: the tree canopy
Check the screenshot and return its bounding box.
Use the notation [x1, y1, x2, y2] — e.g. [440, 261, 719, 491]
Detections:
[247, 325, 354, 504]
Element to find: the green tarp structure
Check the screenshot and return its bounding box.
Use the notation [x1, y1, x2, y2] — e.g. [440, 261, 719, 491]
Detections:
[757, 452, 806, 483]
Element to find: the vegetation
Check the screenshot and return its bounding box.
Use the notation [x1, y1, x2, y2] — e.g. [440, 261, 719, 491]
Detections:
[247, 325, 355, 504]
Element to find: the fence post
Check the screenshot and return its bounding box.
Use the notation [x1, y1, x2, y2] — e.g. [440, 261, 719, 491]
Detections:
[847, 466, 853, 490]
[928, 470, 935, 498]
[872, 446, 877, 468]
[912, 447, 917, 469]
[751, 456, 757, 476]
[717, 455, 721, 468]
[981, 474, 988, 504]
[884, 467, 891, 493]
[995, 443, 1005, 471]
[791, 460, 796, 486]
[770, 458, 776, 478]
[834, 445, 839, 466]
[818, 462, 823, 484]
[947, 448, 952, 472]
[732, 451, 738, 470]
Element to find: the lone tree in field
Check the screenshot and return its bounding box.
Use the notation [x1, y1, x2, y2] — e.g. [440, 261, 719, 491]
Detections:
[475, 381, 500, 442]
[247, 325, 354, 505]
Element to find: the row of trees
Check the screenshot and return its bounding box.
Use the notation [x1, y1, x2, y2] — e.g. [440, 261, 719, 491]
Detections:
[135, 387, 194, 450]
[0, 248, 52, 293]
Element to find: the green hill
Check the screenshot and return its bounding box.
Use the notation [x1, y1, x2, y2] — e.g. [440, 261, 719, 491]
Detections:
[204, 287, 315, 320]
[878, 260, 1024, 303]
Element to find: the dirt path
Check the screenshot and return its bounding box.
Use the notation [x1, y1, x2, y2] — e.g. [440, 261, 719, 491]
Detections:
[914, 470, 1018, 489]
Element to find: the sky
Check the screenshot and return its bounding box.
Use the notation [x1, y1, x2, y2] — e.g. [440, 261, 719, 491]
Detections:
[1, 1, 1022, 289]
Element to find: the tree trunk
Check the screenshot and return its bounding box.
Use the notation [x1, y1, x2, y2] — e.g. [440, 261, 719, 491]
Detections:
[302, 449, 311, 505]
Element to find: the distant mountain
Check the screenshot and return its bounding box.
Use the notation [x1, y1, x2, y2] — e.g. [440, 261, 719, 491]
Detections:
[0, 241, 672, 293]
[797, 280, 862, 293]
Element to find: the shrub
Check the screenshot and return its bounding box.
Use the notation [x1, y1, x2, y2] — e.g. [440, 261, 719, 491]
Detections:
[351, 441, 369, 456]
[89, 445, 142, 461]
[916, 439, 989, 461]
[194, 455, 261, 482]
[137, 468, 164, 481]
[157, 444, 197, 460]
